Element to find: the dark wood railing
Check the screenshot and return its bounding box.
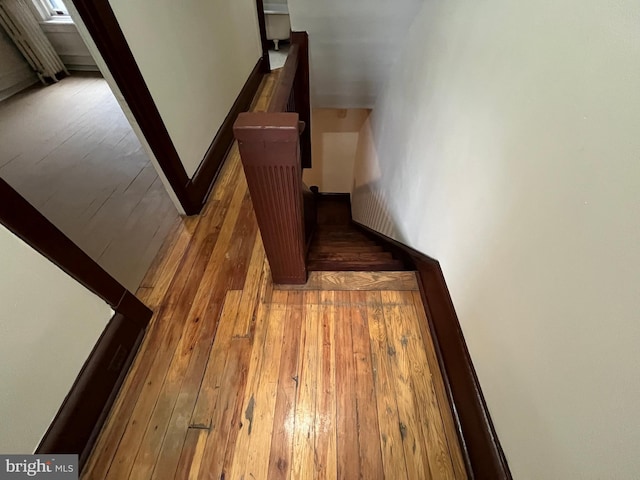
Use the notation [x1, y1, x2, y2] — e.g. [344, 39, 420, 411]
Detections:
[233, 32, 314, 284]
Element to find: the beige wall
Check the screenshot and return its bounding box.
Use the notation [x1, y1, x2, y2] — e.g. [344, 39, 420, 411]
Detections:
[108, 0, 262, 178]
[303, 108, 369, 193]
[0, 225, 113, 453]
[0, 27, 37, 101]
[351, 0, 640, 478]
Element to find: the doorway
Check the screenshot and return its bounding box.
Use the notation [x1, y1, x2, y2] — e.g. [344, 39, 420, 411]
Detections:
[0, 0, 178, 291]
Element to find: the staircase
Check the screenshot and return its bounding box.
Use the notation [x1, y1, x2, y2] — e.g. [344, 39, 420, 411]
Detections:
[307, 195, 407, 272]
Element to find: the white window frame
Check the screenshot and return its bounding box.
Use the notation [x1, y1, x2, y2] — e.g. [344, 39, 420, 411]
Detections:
[28, 0, 70, 22]
[42, 0, 68, 16]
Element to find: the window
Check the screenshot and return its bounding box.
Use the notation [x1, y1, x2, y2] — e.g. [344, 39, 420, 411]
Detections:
[42, 0, 68, 17]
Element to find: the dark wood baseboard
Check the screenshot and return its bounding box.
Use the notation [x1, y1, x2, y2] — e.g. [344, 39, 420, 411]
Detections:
[36, 313, 146, 470]
[187, 58, 265, 211]
[353, 220, 512, 479]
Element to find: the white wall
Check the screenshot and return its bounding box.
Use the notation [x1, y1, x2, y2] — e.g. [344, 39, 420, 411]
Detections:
[0, 225, 113, 453]
[351, 0, 640, 478]
[108, 0, 262, 177]
[0, 27, 37, 101]
[303, 108, 369, 193]
[287, 0, 422, 108]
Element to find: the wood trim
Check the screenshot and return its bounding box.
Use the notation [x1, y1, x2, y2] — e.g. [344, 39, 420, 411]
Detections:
[290, 31, 311, 169]
[36, 313, 145, 470]
[72, 0, 198, 214]
[254, 0, 271, 73]
[72, 1, 265, 215]
[352, 219, 513, 479]
[0, 178, 152, 325]
[268, 44, 300, 113]
[187, 58, 265, 210]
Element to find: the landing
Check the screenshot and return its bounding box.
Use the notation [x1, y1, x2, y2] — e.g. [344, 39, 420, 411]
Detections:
[81, 73, 466, 480]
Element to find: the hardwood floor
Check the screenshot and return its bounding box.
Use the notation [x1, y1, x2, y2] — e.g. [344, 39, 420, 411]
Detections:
[81, 73, 466, 479]
[0, 72, 178, 291]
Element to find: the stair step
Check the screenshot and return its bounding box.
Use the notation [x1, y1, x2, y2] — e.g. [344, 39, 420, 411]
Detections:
[275, 271, 419, 291]
[314, 240, 379, 248]
[308, 252, 394, 262]
[310, 245, 384, 253]
[307, 259, 406, 272]
[315, 230, 371, 237]
[315, 234, 377, 242]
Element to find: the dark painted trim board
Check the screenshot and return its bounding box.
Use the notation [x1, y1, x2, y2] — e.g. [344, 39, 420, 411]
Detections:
[36, 313, 145, 469]
[254, 0, 272, 73]
[72, 0, 195, 214]
[187, 58, 266, 211]
[0, 178, 151, 468]
[73, 0, 265, 215]
[353, 220, 513, 479]
[0, 179, 151, 324]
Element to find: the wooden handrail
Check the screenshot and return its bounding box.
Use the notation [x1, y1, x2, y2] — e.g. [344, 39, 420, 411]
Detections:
[268, 43, 300, 112]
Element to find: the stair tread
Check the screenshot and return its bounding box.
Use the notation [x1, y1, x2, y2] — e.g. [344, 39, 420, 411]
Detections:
[274, 271, 419, 291]
[313, 242, 378, 248]
[315, 231, 371, 238]
[310, 197, 409, 272]
[307, 260, 405, 272]
[308, 252, 394, 261]
[310, 245, 384, 253]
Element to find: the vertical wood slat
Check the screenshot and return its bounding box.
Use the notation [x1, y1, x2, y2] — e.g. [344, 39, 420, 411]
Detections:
[234, 112, 307, 284]
[290, 31, 312, 169]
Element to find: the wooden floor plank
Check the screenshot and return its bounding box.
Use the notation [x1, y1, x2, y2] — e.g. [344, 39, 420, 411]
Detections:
[335, 290, 362, 480]
[267, 291, 304, 480]
[224, 289, 278, 479]
[381, 294, 433, 480]
[314, 291, 337, 479]
[232, 234, 267, 337]
[196, 336, 251, 480]
[291, 291, 320, 480]
[104, 173, 248, 480]
[350, 291, 385, 479]
[388, 291, 457, 480]
[411, 291, 468, 479]
[366, 291, 410, 480]
[239, 292, 288, 480]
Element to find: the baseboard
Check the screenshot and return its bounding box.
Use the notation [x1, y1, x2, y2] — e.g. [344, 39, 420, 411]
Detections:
[66, 64, 101, 72]
[352, 220, 513, 479]
[186, 58, 265, 211]
[0, 75, 38, 102]
[36, 313, 146, 470]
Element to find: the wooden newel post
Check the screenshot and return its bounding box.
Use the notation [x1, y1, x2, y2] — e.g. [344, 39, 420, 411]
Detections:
[233, 111, 307, 284]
